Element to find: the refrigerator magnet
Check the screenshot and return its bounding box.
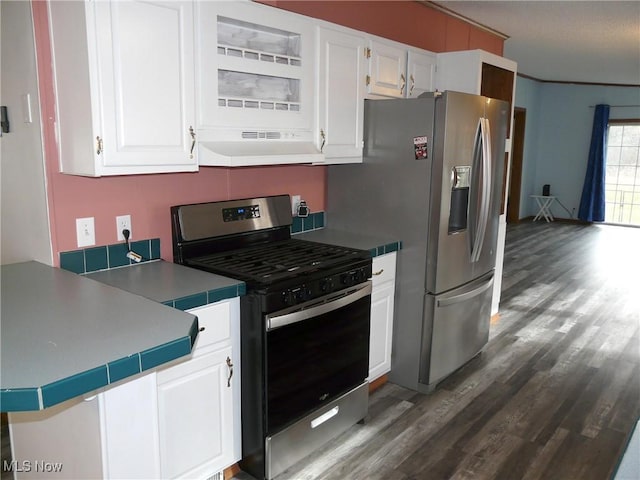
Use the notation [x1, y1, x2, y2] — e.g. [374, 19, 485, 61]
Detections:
[414, 136, 428, 160]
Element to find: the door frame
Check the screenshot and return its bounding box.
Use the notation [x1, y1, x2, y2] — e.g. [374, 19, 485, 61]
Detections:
[507, 107, 526, 223]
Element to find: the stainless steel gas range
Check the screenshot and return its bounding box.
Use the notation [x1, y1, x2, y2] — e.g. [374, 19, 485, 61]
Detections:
[171, 195, 372, 480]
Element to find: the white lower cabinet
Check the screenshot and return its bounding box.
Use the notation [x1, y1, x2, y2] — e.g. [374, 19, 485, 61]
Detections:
[8, 373, 160, 480]
[157, 347, 234, 479]
[157, 298, 241, 479]
[368, 252, 397, 381]
[7, 297, 241, 479]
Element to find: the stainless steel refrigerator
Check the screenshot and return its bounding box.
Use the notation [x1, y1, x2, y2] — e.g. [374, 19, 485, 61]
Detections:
[326, 90, 509, 393]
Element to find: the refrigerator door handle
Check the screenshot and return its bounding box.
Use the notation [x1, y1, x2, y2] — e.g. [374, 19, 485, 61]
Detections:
[471, 117, 493, 263]
[436, 274, 494, 307]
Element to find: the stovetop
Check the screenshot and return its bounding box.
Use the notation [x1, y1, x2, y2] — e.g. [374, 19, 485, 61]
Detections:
[172, 195, 372, 312]
[186, 239, 370, 286]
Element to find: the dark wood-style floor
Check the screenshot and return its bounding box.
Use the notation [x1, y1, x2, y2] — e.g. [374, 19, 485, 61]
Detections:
[1, 222, 638, 480]
[259, 221, 640, 480]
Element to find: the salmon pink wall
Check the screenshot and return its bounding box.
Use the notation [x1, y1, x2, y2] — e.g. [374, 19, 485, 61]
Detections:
[261, 1, 504, 55]
[31, 2, 326, 265]
[31, 1, 504, 266]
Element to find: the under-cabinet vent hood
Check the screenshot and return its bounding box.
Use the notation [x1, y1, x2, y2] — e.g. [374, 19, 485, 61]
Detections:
[198, 140, 324, 167]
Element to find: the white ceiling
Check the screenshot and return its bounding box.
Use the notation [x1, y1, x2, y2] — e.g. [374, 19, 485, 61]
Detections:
[433, 1, 640, 85]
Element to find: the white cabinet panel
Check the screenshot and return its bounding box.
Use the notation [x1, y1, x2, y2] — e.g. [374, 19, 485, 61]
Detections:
[315, 26, 367, 163]
[9, 397, 104, 479]
[49, 0, 197, 176]
[367, 38, 436, 100]
[367, 39, 407, 98]
[407, 49, 436, 98]
[368, 252, 397, 381]
[8, 373, 161, 480]
[369, 281, 395, 380]
[157, 347, 234, 479]
[99, 373, 161, 479]
[95, 1, 195, 168]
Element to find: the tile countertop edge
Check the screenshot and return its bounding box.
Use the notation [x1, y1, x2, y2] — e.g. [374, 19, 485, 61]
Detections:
[0, 262, 201, 413]
[0, 328, 197, 412]
[295, 228, 402, 258]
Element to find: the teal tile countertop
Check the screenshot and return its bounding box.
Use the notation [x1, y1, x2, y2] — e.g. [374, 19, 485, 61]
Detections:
[85, 260, 245, 309]
[0, 262, 199, 412]
[296, 229, 401, 258]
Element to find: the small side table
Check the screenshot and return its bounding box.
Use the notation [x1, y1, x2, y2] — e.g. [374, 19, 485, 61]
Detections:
[531, 195, 556, 222]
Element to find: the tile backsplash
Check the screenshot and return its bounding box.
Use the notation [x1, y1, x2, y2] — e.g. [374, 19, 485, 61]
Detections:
[60, 211, 326, 275]
[60, 238, 161, 274]
[291, 211, 325, 234]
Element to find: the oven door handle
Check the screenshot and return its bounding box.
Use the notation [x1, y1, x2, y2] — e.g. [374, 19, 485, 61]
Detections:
[266, 281, 372, 331]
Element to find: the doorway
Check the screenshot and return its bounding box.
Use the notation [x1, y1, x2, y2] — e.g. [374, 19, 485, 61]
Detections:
[507, 107, 526, 223]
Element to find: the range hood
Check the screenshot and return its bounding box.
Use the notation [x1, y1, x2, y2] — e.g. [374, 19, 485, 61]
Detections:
[198, 141, 325, 167]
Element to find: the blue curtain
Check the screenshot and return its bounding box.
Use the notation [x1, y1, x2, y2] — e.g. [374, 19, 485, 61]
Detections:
[578, 104, 610, 222]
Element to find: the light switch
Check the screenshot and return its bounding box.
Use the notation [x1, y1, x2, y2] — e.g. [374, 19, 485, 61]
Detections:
[76, 217, 95, 248]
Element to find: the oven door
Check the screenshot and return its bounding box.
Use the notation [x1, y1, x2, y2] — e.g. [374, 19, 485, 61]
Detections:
[264, 281, 372, 434]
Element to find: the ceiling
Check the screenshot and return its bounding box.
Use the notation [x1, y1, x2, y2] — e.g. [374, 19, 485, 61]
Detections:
[432, 1, 640, 85]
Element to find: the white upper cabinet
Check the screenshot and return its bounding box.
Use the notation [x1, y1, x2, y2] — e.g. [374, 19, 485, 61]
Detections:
[48, 0, 198, 176]
[314, 26, 368, 164]
[407, 48, 436, 98]
[435, 49, 516, 98]
[313, 26, 436, 164]
[196, 1, 315, 144]
[367, 38, 436, 99]
[367, 38, 407, 98]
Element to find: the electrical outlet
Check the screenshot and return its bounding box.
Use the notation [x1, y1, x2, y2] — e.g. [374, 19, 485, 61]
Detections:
[116, 215, 132, 241]
[76, 217, 95, 248]
[291, 195, 301, 215]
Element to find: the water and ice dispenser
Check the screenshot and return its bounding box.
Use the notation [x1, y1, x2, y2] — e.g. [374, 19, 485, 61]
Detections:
[448, 166, 471, 233]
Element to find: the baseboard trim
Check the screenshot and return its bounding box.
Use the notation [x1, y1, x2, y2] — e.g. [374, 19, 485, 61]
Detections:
[368, 374, 388, 393]
[224, 463, 241, 480]
[520, 216, 591, 225]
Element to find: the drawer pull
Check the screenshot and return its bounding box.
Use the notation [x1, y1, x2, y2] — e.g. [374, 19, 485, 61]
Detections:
[373, 269, 384, 276]
[226, 357, 234, 388]
[311, 406, 339, 429]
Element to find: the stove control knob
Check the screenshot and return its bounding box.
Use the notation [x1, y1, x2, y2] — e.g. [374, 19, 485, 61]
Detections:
[353, 269, 363, 283]
[320, 277, 335, 292]
[282, 290, 295, 306]
[341, 272, 354, 286]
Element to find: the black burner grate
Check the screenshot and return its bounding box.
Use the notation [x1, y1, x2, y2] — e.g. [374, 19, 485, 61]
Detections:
[188, 239, 369, 284]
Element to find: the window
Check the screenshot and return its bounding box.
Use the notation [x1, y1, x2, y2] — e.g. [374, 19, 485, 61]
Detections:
[605, 120, 640, 226]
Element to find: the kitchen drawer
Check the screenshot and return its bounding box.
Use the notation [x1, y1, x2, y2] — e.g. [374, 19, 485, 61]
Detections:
[371, 252, 397, 286]
[188, 300, 231, 352]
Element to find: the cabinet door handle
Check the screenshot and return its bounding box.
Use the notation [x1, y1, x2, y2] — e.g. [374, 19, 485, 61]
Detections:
[199, 326, 205, 332]
[96, 136, 103, 155]
[409, 74, 415, 96]
[400, 73, 406, 95]
[373, 269, 384, 276]
[320, 129, 326, 152]
[226, 356, 234, 388]
[189, 126, 196, 159]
